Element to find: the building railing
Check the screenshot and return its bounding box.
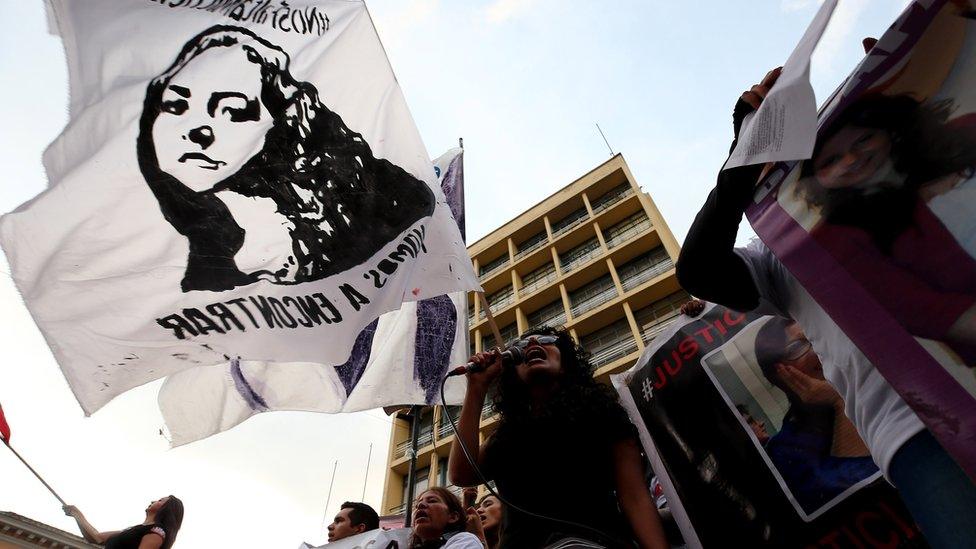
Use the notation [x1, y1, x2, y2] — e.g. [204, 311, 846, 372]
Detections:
[605, 217, 652, 249]
[479, 259, 510, 281]
[437, 420, 454, 439]
[389, 503, 406, 515]
[641, 312, 681, 343]
[570, 285, 618, 318]
[620, 257, 674, 292]
[589, 337, 640, 368]
[561, 248, 602, 274]
[591, 186, 634, 215]
[551, 212, 589, 238]
[515, 235, 548, 259]
[482, 400, 496, 420]
[529, 312, 567, 328]
[520, 270, 558, 297]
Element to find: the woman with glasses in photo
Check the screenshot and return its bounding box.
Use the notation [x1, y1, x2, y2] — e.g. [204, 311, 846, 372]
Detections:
[447, 326, 667, 549]
[754, 317, 877, 513]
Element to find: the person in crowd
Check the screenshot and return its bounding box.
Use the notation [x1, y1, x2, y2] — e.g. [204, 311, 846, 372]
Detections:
[448, 326, 668, 548]
[675, 45, 976, 546]
[476, 494, 503, 549]
[409, 487, 483, 549]
[326, 501, 380, 543]
[754, 317, 877, 512]
[63, 496, 184, 549]
[735, 404, 770, 446]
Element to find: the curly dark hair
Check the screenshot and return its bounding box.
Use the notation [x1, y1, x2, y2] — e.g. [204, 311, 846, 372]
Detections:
[797, 93, 976, 253]
[490, 325, 623, 427]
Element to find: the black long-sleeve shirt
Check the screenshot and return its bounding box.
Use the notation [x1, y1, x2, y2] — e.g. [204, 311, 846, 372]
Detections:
[676, 100, 767, 311]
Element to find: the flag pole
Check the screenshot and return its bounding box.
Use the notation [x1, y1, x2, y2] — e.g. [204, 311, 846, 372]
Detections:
[3, 443, 67, 506]
[321, 459, 339, 533]
[477, 292, 506, 349]
[361, 443, 373, 501]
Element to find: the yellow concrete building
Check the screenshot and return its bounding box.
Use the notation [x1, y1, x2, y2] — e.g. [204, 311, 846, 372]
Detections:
[380, 154, 688, 515]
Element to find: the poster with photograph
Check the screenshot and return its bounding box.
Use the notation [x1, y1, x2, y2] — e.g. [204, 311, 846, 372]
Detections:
[613, 303, 926, 548]
[744, 0, 976, 478]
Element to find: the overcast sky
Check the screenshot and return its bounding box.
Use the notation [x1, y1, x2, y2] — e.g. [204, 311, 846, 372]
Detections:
[0, 1, 909, 547]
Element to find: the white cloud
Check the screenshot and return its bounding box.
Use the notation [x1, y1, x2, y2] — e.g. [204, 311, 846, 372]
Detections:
[484, 0, 537, 24]
[811, 0, 872, 76]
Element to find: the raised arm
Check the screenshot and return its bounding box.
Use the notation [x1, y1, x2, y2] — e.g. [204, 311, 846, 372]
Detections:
[675, 70, 780, 311]
[63, 505, 119, 544]
[448, 350, 502, 487]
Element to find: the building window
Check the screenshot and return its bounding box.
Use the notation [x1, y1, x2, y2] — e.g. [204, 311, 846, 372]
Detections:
[527, 299, 567, 329]
[590, 183, 633, 215]
[617, 247, 674, 292]
[582, 318, 639, 368]
[479, 254, 509, 279]
[402, 466, 431, 508]
[551, 207, 589, 237]
[569, 274, 618, 317]
[604, 212, 652, 249]
[634, 291, 689, 343]
[516, 230, 548, 258]
[519, 263, 557, 296]
[559, 237, 601, 274]
[438, 457, 448, 486]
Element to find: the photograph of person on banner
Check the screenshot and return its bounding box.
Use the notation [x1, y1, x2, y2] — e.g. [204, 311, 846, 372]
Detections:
[700, 317, 880, 518]
[771, 5, 976, 372]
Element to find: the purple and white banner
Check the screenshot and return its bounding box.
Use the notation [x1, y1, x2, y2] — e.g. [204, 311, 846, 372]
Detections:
[0, 1, 479, 416]
[744, 0, 976, 478]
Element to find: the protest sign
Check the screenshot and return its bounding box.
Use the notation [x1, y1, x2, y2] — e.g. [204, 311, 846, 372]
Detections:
[613, 303, 926, 548]
[0, 1, 479, 415]
[744, 0, 976, 478]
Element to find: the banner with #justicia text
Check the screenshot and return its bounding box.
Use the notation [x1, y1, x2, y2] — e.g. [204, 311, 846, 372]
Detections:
[0, 0, 479, 415]
[613, 303, 926, 548]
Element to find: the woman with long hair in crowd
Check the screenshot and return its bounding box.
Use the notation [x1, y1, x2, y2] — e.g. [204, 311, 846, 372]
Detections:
[448, 326, 668, 548]
[64, 496, 184, 549]
[409, 487, 483, 549]
[476, 494, 503, 549]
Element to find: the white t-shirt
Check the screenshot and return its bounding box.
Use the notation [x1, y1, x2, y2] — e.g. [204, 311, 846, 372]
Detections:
[736, 240, 925, 475]
[443, 531, 485, 549]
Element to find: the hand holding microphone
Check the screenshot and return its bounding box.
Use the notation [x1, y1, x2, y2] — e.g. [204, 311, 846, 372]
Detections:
[447, 346, 525, 388]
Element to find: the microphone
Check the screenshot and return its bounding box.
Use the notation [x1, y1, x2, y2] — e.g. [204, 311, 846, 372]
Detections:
[446, 347, 524, 377]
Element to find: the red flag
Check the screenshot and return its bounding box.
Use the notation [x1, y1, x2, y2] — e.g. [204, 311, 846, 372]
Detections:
[0, 403, 10, 444]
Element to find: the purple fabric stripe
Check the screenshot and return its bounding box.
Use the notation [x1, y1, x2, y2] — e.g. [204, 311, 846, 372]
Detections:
[231, 358, 269, 412]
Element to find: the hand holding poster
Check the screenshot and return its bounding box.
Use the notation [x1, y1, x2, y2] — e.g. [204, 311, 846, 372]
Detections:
[743, 0, 976, 479]
[613, 303, 925, 547]
[0, 1, 479, 415]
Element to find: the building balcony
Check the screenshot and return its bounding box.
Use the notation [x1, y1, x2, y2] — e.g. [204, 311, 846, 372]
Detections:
[479, 260, 509, 282]
[389, 502, 406, 515]
[551, 209, 590, 239]
[620, 257, 674, 292]
[591, 185, 634, 216]
[393, 431, 435, 459]
[605, 217, 652, 249]
[570, 286, 619, 318]
[515, 233, 549, 260]
[589, 336, 640, 368]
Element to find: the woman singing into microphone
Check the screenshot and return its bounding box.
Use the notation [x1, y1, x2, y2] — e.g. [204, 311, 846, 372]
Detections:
[447, 326, 667, 548]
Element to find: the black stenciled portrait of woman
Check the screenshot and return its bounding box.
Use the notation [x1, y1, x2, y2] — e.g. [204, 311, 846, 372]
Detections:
[137, 25, 435, 292]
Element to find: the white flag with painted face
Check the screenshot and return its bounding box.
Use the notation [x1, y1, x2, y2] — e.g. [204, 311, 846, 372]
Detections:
[0, 1, 479, 416]
[158, 149, 469, 445]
